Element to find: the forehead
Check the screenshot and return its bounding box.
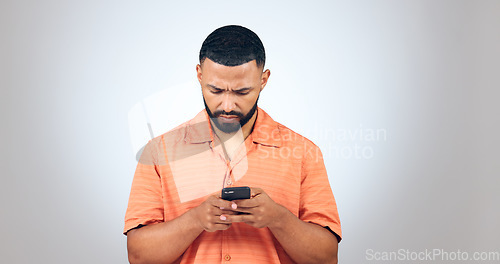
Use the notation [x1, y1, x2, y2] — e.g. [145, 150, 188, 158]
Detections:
[201, 58, 261, 81]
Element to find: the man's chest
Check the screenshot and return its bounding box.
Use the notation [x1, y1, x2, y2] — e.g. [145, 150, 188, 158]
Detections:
[159, 142, 303, 216]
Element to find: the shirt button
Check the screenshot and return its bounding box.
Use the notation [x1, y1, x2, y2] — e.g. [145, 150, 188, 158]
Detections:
[226, 180, 232, 185]
[224, 254, 231, 261]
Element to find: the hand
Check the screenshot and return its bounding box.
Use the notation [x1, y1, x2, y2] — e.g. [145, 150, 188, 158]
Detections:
[189, 195, 238, 232]
[223, 187, 287, 229]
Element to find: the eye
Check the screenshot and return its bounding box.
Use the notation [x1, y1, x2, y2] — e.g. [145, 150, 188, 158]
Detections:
[236, 89, 250, 95]
[210, 89, 223, 94]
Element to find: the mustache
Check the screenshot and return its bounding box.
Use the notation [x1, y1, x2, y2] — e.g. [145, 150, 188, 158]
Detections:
[212, 110, 244, 118]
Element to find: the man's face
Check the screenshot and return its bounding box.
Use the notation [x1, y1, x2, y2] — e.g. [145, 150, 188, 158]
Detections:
[197, 58, 270, 133]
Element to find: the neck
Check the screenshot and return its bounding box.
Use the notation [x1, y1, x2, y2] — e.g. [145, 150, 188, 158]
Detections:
[211, 112, 257, 161]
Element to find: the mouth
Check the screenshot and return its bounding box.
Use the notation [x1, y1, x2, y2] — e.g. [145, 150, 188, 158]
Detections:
[218, 115, 240, 123]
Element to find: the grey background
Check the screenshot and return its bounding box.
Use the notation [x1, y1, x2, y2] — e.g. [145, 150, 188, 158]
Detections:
[1, 0, 499, 263]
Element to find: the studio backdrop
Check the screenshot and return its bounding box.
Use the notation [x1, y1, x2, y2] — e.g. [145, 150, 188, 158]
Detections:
[1, 0, 499, 263]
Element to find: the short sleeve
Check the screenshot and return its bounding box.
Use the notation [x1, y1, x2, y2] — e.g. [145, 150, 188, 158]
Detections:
[299, 144, 342, 241]
[123, 140, 164, 234]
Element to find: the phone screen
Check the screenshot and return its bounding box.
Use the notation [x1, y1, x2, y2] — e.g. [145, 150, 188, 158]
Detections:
[221, 186, 251, 201]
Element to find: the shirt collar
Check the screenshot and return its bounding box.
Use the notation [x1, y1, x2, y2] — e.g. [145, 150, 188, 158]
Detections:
[184, 110, 213, 144]
[185, 107, 282, 148]
[251, 108, 282, 148]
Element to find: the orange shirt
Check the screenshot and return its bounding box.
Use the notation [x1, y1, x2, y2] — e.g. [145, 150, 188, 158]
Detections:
[124, 108, 341, 263]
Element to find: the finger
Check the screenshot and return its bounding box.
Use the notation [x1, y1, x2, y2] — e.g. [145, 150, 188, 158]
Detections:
[209, 197, 234, 209]
[226, 214, 253, 223]
[231, 208, 253, 214]
[209, 223, 232, 231]
[212, 220, 232, 226]
[214, 214, 236, 224]
[234, 195, 261, 208]
[220, 209, 239, 215]
[250, 187, 263, 197]
[216, 201, 238, 212]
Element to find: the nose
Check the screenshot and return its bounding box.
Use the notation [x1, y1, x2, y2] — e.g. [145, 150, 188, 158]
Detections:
[221, 93, 236, 113]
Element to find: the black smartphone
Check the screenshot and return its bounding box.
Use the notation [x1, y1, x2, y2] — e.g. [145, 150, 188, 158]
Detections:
[221, 186, 251, 201]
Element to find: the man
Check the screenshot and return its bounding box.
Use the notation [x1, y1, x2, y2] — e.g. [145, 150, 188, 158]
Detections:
[124, 25, 341, 264]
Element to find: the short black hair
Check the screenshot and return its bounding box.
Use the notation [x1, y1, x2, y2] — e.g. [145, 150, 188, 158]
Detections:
[199, 25, 266, 68]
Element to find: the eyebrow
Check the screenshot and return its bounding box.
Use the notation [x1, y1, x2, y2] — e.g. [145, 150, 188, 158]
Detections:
[207, 84, 253, 92]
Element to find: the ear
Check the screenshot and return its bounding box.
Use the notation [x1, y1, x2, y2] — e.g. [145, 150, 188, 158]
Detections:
[196, 64, 203, 84]
[260, 69, 271, 92]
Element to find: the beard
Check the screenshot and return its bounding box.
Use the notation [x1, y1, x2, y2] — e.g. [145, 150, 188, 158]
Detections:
[203, 96, 259, 134]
